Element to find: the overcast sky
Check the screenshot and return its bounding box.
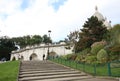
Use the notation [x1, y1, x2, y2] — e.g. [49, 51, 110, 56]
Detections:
[0, 0, 120, 42]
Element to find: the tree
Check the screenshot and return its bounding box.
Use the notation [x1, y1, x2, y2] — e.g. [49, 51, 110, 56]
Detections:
[106, 24, 120, 61]
[109, 24, 120, 45]
[42, 34, 52, 44]
[67, 30, 79, 53]
[67, 30, 79, 44]
[12, 35, 47, 48]
[0, 37, 16, 60]
[75, 16, 108, 52]
[32, 35, 42, 44]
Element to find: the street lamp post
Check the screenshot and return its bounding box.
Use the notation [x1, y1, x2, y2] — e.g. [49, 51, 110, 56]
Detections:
[74, 38, 79, 54]
[47, 30, 51, 60]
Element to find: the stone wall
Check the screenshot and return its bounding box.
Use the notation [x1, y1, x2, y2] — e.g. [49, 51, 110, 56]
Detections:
[10, 44, 73, 61]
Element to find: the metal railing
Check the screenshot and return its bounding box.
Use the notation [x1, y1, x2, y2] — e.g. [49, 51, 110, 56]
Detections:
[50, 57, 120, 77]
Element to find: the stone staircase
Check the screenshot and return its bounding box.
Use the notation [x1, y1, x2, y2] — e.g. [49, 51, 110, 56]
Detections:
[18, 61, 92, 81]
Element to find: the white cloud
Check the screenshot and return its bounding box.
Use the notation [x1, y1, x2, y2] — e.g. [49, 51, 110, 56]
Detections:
[0, 0, 120, 41]
[0, 0, 22, 15]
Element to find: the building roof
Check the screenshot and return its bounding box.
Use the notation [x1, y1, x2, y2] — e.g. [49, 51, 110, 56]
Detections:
[92, 6, 111, 29]
[93, 6, 104, 21]
[103, 18, 111, 29]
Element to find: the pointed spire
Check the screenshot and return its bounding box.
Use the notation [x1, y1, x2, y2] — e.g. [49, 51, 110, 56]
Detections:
[109, 20, 111, 23]
[104, 17, 107, 20]
[95, 6, 98, 11]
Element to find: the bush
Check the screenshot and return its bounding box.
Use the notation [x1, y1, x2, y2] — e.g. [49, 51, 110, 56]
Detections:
[66, 54, 73, 60]
[97, 49, 108, 63]
[75, 48, 91, 62]
[75, 54, 82, 62]
[77, 48, 91, 55]
[109, 51, 120, 61]
[91, 43, 104, 55]
[85, 55, 97, 64]
[61, 55, 67, 60]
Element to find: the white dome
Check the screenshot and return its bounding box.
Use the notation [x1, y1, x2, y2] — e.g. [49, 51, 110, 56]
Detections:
[103, 19, 111, 29]
[93, 6, 104, 21]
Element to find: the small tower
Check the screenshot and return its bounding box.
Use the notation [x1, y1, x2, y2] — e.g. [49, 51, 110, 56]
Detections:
[95, 6, 98, 11]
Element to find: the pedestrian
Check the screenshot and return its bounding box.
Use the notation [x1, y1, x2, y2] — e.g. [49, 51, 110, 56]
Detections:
[43, 54, 45, 60]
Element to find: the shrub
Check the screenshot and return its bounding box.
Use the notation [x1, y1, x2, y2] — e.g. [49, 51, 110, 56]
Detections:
[85, 55, 97, 64]
[77, 48, 91, 55]
[66, 54, 73, 60]
[61, 55, 67, 60]
[91, 43, 104, 55]
[97, 49, 108, 63]
[109, 51, 120, 61]
[75, 48, 91, 62]
[75, 54, 82, 62]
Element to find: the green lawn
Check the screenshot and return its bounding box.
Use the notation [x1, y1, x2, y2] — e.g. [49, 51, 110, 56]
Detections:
[0, 61, 19, 81]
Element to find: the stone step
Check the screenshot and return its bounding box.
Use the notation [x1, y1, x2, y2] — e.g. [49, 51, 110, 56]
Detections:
[18, 61, 92, 81]
[20, 69, 76, 74]
[21, 61, 54, 65]
[20, 66, 69, 69]
[19, 73, 88, 81]
[19, 70, 82, 77]
[21, 63, 67, 66]
[20, 65, 69, 69]
[30, 76, 92, 81]
[20, 68, 71, 72]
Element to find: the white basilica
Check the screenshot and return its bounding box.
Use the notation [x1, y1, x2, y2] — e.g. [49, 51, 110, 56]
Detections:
[93, 6, 111, 29]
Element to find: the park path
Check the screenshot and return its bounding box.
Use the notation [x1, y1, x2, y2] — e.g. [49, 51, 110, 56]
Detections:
[18, 60, 118, 81]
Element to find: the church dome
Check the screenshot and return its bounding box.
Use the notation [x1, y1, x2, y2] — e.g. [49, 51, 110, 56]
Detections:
[103, 18, 111, 29]
[93, 6, 104, 21]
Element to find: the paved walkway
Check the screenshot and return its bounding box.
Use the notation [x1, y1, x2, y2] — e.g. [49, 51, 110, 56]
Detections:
[18, 61, 118, 81]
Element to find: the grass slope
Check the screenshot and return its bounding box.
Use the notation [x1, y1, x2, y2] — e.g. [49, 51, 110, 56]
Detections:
[0, 61, 19, 81]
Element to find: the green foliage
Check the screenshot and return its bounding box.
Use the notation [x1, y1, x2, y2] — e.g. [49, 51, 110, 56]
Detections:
[12, 34, 52, 48]
[61, 55, 68, 60]
[75, 37, 93, 52]
[0, 37, 16, 60]
[109, 51, 120, 61]
[67, 30, 79, 44]
[107, 44, 120, 61]
[91, 43, 104, 55]
[75, 48, 91, 62]
[97, 49, 108, 63]
[30, 35, 43, 45]
[79, 48, 91, 55]
[75, 16, 108, 52]
[108, 24, 120, 44]
[42, 34, 52, 44]
[75, 54, 82, 62]
[85, 55, 97, 64]
[11, 35, 40, 47]
[104, 24, 120, 61]
[109, 44, 120, 52]
[66, 54, 77, 60]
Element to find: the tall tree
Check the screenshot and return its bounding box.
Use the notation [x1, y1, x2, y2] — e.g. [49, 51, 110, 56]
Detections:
[75, 16, 108, 52]
[67, 30, 79, 44]
[0, 37, 16, 60]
